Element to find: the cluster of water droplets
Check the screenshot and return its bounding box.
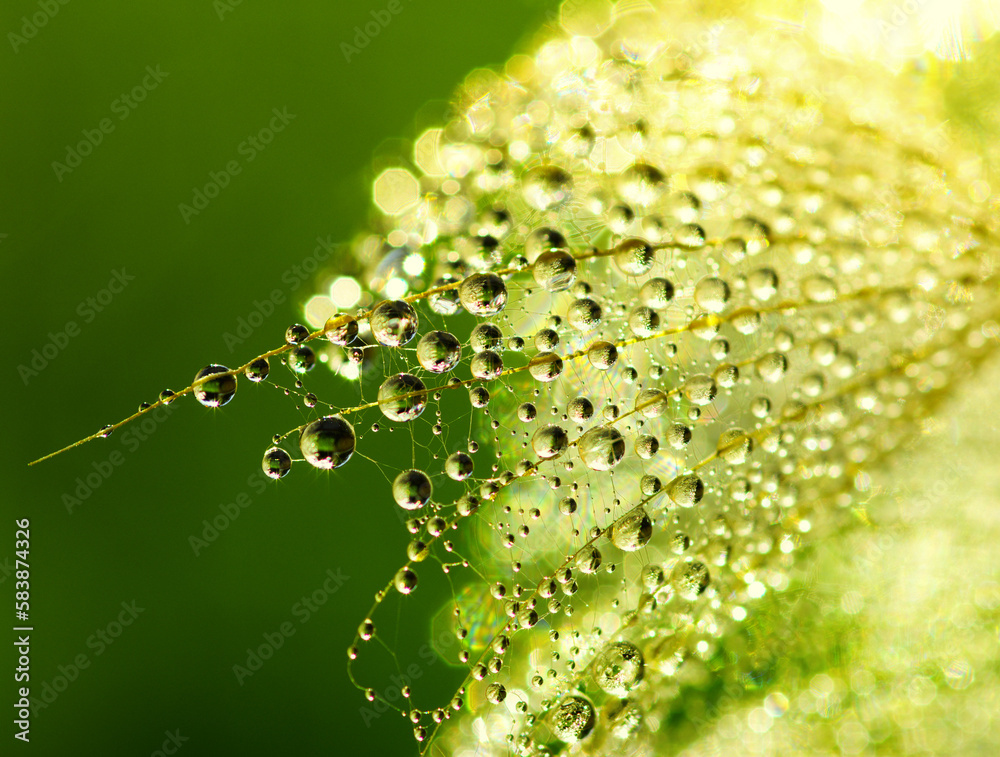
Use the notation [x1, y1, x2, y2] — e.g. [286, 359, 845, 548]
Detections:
[68, 1, 1000, 754]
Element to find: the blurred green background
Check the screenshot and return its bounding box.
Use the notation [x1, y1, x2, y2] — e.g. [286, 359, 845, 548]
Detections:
[1, 1, 560, 754]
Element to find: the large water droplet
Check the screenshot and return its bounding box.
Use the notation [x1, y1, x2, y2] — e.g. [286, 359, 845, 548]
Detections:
[523, 165, 573, 211]
[262, 447, 292, 479]
[378, 373, 427, 422]
[533, 250, 577, 292]
[194, 365, 237, 408]
[459, 273, 508, 316]
[668, 474, 704, 507]
[393, 469, 432, 510]
[613, 238, 655, 276]
[551, 695, 596, 743]
[593, 641, 645, 697]
[299, 415, 356, 469]
[578, 426, 626, 471]
[672, 560, 710, 600]
[611, 510, 653, 552]
[531, 424, 569, 459]
[371, 300, 419, 347]
[416, 331, 462, 373]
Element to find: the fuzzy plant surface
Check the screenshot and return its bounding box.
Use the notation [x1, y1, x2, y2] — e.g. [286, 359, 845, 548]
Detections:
[33, 1, 1000, 755]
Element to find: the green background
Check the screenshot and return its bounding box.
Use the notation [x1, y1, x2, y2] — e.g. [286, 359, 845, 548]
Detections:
[1, 1, 559, 755]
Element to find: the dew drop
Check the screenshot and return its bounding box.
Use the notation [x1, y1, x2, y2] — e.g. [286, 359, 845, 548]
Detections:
[528, 351, 564, 382]
[288, 346, 316, 374]
[445, 451, 474, 481]
[370, 300, 419, 347]
[245, 358, 270, 383]
[378, 373, 427, 422]
[393, 469, 432, 510]
[324, 314, 359, 345]
[284, 324, 310, 344]
[261, 447, 292, 479]
[639, 277, 675, 308]
[593, 641, 644, 697]
[611, 510, 653, 552]
[193, 365, 237, 408]
[587, 341, 618, 370]
[459, 273, 508, 316]
[668, 474, 704, 508]
[394, 567, 418, 595]
[613, 238, 655, 277]
[551, 695, 596, 743]
[523, 165, 573, 211]
[533, 250, 577, 292]
[578, 426, 626, 471]
[470, 323, 503, 353]
[299, 415, 356, 469]
[531, 424, 570, 459]
[672, 560, 710, 600]
[416, 330, 462, 373]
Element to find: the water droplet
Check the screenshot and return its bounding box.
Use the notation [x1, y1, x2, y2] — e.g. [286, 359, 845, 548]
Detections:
[682, 374, 717, 406]
[611, 510, 653, 552]
[288, 346, 316, 374]
[193, 365, 237, 408]
[587, 341, 618, 370]
[429, 274, 461, 315]
[393, 469, 432, 510]
[640, 475, 662, 496]
[378, 373, 427, 422]
[578, 426, 626, 471]
[486, 682, 507, 704]
[576, 545, 602, 574]
[299, 415, 356, 469]
[730, 307, 761, 334]
[668, 474, 704, 508]
[470, 350, 504, 380]
[531, 424, 569, 459]
[593, 641, 644, 697]
[567, 397, 594, 422]
[634, 434, 659, 459]
[635, 389, 668, 418]
[672, 560, 710, 600]
[618, 163, 666, 206]
[567, 298, 602, 332]
[285, 324, 310, 344]
[528, 352, 564, 382]
[394, 567, 418, 595]
[533, 250, 577, 292]
[517, 402, 537, 422]
[628, 306, 660, 337]
[324, 314, 359, 345]
[551, 695, 596, 743]
[694, 277, 731, 313]
[747, 268, 779, 300]
[445, 451, 474, 481]
[245, 358, 270, 382]
[359, 618, 375, 641]
[525, 227, 569, 261]
[262, 447, 292, 479]
[416, 330, 462, 373]
[459, 273, 508, 315]
[802, 275, 838, 303]
[523, 165, 573, 211]
[667, 423, 692, 449]
[613, 238, 655, 276]
[639, 277, 675, 308]
[718, 428, 753, 464]
[755, 352, 788, 383]
[470, 323, 503, 353]
[370, 300, 419, 346]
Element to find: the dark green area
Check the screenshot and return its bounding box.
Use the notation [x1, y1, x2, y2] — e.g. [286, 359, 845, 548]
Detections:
[2, 1, 560, 755]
